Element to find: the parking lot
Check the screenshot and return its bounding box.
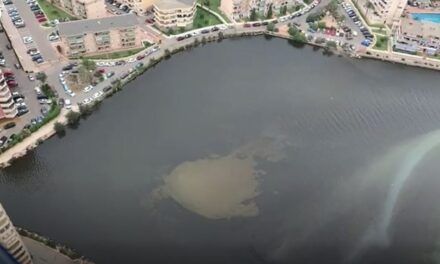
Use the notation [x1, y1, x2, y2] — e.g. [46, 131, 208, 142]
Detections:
[0, 27, 44, 137]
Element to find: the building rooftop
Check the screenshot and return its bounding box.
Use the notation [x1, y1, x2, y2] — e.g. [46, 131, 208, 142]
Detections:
[400, 17, 440, 39]
[154, 0, 196, 10]
[57, 14, 138, 36]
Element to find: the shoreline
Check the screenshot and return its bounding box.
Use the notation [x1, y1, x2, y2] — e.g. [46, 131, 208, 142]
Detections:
[0, 31, 439, 169]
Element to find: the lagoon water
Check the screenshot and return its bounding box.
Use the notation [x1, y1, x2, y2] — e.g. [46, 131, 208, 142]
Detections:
[2, 37, 440, 264]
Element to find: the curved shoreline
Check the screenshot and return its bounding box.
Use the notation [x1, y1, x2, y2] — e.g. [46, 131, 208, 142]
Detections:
[1, 29, 440, 169]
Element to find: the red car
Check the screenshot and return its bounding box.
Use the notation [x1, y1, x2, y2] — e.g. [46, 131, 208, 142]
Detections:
[7, 81, 17, 87]
[145, 18, 154, 23]
[3, 71, 14, 77]
[35, 14, 45, 19]
[97, 68, 105, 74]
[37, 17, 47, 23]
[136, 55, 145, 60]
[244, 23, 251, 28]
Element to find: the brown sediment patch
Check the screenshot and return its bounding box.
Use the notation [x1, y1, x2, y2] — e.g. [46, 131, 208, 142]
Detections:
[161, 154, 260, 219]
[149, 137, 288, 219]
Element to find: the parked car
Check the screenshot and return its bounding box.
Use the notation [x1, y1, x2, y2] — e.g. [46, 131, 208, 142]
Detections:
[4, 122, 16, 129]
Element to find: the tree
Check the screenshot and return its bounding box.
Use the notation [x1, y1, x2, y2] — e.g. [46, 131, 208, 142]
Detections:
[250, 8, 257, 21]
[164, 49, 171, 59]
[66, 111, 81, 127]
[266, 4, 273, 19]
[317, 21, 326, 29]
[266, 22, 276, 32]
[81, 58, 96, 72]
[36, 72, 47, 83]
[54, 122, 66, 135]
[288, 26, 307, 44]
[280, 5, 287, 15]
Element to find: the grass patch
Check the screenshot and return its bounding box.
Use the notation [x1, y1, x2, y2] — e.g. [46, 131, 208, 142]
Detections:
[85, 47, 145, 60]
[373, 35, 388, 51]
[372, 28, 386, 35]
[193, 7, 222, 29]
[198, 0, 231, 22]
[37, 0, 77, 21]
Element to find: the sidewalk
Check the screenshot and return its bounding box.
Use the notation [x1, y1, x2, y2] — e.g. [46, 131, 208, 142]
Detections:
[22, 236, 93, 264]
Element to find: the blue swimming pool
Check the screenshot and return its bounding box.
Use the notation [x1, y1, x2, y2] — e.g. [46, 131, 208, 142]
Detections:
[411, 13, 440, 23]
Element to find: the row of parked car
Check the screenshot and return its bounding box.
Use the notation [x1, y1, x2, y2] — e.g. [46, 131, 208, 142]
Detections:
[27, 47, 44, 64]
[342, 2, 373, 46]
[6, 6, 25, 28]
[95, 46, 160, 67]
[176, 25, 228, 41]
[26, 0, 48, 23]
[106, 0, 136, 14]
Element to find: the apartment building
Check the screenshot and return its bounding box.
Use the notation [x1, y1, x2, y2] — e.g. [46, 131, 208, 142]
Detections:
[0, 72, 17, 120]
[119, 0, 155, 14]
[220, 0, 298, 21]
[57, 14, 143, 57]
[393, 17, 440, 55]
[369, 0, 407, 25]
[153, 0, 197, 29]
[0, 203, 32, 264]
[49, 0, 107, 19]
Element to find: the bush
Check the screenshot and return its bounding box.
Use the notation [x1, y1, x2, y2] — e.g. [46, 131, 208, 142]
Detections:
[66, 111, 81, 127]
[54, 122, 66, 135]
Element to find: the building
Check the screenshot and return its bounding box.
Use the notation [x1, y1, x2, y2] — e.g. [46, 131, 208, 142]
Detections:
[57, 14, 143, 57]
[0, 71, 17, 120]
[119, 0, 155, 14]
[49, 0, 107, 19]
[153, 0, 196, 29]
[0, 203, 32, 264]
[220, 0, 298, 21]
[394, 18, 440, 55]
[369, 0, 407, 25]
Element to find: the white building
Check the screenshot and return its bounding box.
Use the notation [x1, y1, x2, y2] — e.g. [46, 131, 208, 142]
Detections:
[394, 18, 440, 55]
[153, 0, 196, 29]
[0, 71, 17, 120]
[0, 203, 32, 264]
[220, 0, 298, 21]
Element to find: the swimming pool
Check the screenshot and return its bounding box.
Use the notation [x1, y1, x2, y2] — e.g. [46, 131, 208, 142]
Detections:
[411, 13, 440, 23]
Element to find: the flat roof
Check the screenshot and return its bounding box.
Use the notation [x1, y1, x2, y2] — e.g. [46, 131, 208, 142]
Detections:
[154, 0, 196, 10]
[57, 14, 138, 36]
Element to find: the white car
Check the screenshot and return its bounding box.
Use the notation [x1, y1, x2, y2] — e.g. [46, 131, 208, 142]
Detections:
[64, 99, 72, 109]
[93, 91, 103, 99]
[218, 25, 227, 30]
[83, 85, 93, 93]
[82, 98, 93, 105]
[22, 36, 33, 44]
[28, 74, 35, 81]
[96, 61, 106, 66]
[127, 57, 136, 63]
[48, 35, 59, 41]
[69, 91, 76, 97]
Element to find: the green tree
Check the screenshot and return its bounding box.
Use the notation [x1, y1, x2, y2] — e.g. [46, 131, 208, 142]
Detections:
[280, 5, 287, 15]
[266, 22, 276, 32]
[66, 111, 81, 127]
[288, 26, 307, 44]
[250, 8, 258, 21]
[317, 21, 326, 29]
[81, 58, 96, 72]
[266, 4, 273, 19]
[54, 122, 66, 135]
[36, 72, 47, 83]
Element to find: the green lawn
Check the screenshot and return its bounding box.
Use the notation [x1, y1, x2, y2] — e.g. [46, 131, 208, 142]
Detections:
[198, 0, 231, 22]
[193, 7, 222, 29]
[37, 0, 77, 21]
[373, 35, 389, 51]
[85, 47, 146, 60]
[372, 28, 386, 35]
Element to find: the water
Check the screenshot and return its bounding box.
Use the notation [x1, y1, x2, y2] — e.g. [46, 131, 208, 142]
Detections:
[411, 13, 440, 23]
[2, 37, 440, 264]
